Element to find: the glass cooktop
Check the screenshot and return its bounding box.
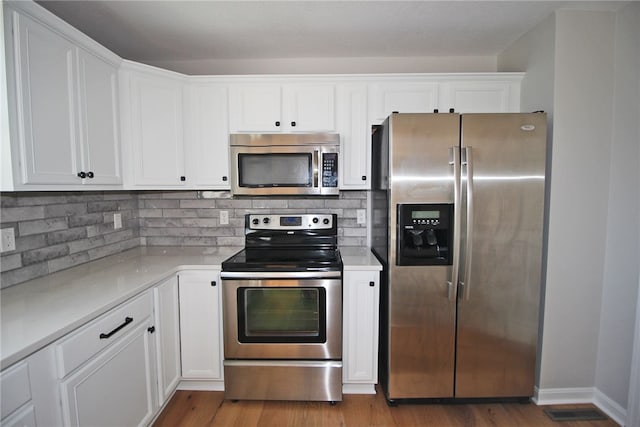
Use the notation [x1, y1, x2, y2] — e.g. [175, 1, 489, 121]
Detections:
[221, 248, 342, 272]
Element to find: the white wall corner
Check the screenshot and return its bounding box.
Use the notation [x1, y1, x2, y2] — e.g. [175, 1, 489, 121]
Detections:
[533, 386, 627, 426]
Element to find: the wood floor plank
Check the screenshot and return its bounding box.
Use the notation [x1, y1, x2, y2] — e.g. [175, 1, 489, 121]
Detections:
[153, 388, 621, 427]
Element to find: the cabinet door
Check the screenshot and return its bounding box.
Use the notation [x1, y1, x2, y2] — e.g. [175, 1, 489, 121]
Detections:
[283, 84, 336, 131]
[153, 276, 181, 404]
[343, 270, 380, 384]
[185, 84, 230, 188]
[228, 84, 281, 132]
[178, 270, 223, 380]
[60, 321, 157, 427]
[337, 83, 369, 189]
[129, 72, 186, 186]
[368, 81, 439, 124]
[439, 81, 520, 113]
[11, 11, 80, 184]
[77, 49, 121, 184]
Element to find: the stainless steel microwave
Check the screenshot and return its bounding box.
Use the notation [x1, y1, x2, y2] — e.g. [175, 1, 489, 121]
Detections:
[229, 133, 340, 196]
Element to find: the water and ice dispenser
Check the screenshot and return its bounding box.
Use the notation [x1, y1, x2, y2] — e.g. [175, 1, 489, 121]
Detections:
[396, 203, 453, 266]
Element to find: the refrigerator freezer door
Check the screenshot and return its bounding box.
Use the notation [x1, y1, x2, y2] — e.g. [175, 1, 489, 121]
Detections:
[386, 113, 460, 399]
[456, 113, 547, 398]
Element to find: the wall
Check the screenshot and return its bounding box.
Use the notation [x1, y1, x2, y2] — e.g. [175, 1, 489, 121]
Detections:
[0, 190, 367, 289]
[542, 8, 615, 392]
[499, 5, 640, 422]
[596, 0, 640, 413]
[147, 56, 498, 76]
[0, 191, 140, 289]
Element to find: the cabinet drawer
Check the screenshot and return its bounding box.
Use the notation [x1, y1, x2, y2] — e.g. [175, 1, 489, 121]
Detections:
[56, 291, 153, 378]
[0, 361, 31, 419]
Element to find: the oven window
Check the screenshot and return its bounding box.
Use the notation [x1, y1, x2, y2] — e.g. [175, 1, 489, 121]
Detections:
[238, 287, 326, 343]
[238, 153, 312, 187]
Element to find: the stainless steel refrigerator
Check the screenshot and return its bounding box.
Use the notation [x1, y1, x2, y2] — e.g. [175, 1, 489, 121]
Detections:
[372, 112, 547, 402]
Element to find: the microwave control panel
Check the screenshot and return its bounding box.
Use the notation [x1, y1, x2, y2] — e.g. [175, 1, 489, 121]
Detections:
[322, 153, 338, 188]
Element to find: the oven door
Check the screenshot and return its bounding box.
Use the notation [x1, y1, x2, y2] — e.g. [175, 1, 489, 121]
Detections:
[222, 277, 342, 360]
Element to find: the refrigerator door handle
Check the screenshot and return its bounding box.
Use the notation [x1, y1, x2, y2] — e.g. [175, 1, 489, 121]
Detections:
[448, 146, 461, 300]
[461, 146, 474, 300]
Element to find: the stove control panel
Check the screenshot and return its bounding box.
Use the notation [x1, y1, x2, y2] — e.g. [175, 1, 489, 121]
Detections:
[247, 214, 334, 230]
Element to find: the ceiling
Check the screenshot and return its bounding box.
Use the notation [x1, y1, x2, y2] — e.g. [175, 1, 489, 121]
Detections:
[36, 1, 627, 65]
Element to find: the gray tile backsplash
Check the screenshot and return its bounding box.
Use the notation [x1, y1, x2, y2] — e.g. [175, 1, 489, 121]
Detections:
[1, 192, 141, 289]
[0, 190, 368, 289]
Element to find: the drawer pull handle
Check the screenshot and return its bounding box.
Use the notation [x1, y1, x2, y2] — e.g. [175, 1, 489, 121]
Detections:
[99, 317, 133, 339]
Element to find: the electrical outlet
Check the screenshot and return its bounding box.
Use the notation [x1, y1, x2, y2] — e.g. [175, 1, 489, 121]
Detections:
[1, 227, 16, 252]
[113, 213, 122, 230]
[357, 209, 366, 224]
[220, 210, 229, 225]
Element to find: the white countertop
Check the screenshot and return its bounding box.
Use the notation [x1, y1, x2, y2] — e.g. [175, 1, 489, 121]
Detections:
[1, 245, 381, 369]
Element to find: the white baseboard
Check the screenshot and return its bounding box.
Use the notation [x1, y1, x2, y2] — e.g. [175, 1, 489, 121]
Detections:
[594, 389, 627, 427]
[534, 386, 627, 426]
[533, 386, 595, 405]
[178, 379, 225, 391]
[343, 383, 376, 394]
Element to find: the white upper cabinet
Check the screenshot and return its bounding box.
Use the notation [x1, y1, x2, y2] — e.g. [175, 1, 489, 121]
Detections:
[184, 82, 230, 189]
[337, 83, 369, 189]
[121, 65, 186, 188]
[368, 81, 440, 124]
[77, 49, 121, 184]
[4, 6, 121, 188]
[438, 79, 521, 113]
[229, 83, 336, 132]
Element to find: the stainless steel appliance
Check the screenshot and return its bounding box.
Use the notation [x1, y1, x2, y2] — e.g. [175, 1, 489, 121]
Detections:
[229, 133, 339, 196]
[221, 214, 343, 402]
[372, 112, 547, 402]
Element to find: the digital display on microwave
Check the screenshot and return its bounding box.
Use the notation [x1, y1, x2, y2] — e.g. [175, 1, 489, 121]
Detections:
[238, 153, 312, 187]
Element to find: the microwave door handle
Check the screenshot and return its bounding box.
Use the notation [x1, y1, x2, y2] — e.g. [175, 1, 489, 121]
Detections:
[313, 150, 319, 188]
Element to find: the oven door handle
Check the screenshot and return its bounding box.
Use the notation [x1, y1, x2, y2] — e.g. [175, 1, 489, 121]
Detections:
[220, 271, 342, 279]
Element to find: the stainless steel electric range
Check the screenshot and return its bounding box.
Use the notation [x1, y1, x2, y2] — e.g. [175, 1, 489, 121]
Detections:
[220, 213, 343, 403]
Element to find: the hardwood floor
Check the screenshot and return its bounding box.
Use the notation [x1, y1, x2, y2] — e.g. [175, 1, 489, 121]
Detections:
[153, 387, 619, 427]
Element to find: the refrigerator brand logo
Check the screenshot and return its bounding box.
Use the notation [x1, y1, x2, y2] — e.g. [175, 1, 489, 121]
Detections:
[520, 124, 536, 131]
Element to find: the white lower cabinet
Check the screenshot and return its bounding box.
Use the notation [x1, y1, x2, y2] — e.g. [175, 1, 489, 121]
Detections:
[58, 291, 157, 427]
[178, 270, 224, 388]
[60, 321, 157, 427]
[343, 270, 381, 394]
[153, 275, 181, 403]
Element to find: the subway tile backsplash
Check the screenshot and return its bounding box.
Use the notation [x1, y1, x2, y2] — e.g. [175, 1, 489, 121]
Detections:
[0, 190, 367, 289]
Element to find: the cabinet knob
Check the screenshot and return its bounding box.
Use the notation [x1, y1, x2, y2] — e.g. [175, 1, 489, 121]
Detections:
[449, 108, 455, 113]
[77, 171, 86, 179]
[147, 326, 156, 334]
[361, 176, 367, 181]
[291, 121, 296, 127]
[87, 171, 94, 178]
[433, 109, 439, 113]
[222, 176, 228, 181]
[180, 176, 186, 181]
[369, 281, 375, 287]
[275, 121, 280, 127]
[211, 281, 217, 287]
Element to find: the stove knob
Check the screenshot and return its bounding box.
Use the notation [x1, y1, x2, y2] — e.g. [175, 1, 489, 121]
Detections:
[323, 218, 330, 225]
[252, 218, 259, 225]
[263, 217, 270, 224]
[312, 217, 319, 224]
